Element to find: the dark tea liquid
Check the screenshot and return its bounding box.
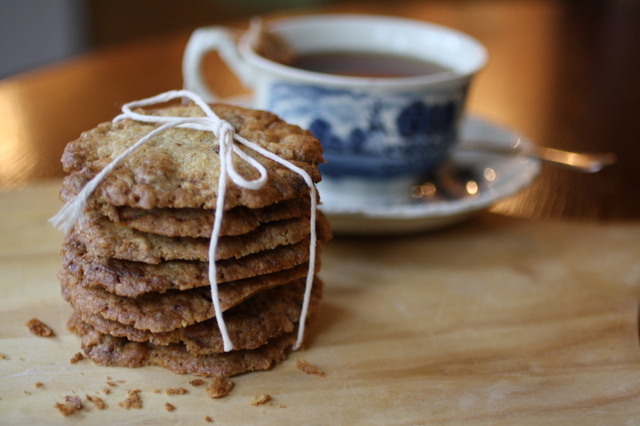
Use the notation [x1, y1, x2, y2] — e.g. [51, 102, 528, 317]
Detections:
[291, 51, 452, 78]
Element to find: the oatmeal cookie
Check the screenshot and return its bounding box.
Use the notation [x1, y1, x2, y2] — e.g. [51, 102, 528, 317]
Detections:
[76, 215, 310, 264]
[59, 263, 317, 332]
[68, 278, 322, 355]
[59, 103, 323, 210]
[97, 195, 309, 238]
[55, 99, 330, 378]
[62, 212, 331, 296]
[69, 315, 298, 377]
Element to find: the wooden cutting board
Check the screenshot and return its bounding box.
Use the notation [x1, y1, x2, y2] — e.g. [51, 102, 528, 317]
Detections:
[2, 181, 640, 425]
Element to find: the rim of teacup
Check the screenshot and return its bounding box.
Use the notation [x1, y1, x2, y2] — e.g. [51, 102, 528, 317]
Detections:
[238, 14, 488, 88]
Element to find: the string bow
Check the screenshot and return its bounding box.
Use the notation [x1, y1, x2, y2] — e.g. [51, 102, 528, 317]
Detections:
[50, 90, 317, 352]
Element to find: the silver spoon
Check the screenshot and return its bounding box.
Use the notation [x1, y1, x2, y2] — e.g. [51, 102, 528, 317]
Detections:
[411, 140, 617, 202]
[411, 162, 484, 202]
[459, 139, 617, 173]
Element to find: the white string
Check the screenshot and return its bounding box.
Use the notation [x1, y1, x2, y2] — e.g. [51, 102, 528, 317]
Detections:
[50, 89, 317, 352]
[231, 132, 317, 350]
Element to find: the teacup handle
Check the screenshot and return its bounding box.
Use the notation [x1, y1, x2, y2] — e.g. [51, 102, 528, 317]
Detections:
[182, 26, 254, 102]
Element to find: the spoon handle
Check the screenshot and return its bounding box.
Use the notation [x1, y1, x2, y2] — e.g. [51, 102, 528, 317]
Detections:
[459, 140, 617, 173]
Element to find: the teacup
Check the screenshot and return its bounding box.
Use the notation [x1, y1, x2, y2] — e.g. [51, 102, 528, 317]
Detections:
[183, 14, 487, 207]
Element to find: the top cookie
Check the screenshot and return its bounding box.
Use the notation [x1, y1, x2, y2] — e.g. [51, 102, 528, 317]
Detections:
[60, 103, 324, 210]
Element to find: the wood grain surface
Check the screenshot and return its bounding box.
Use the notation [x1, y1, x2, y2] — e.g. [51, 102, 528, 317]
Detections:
[2, 181, 640, 424]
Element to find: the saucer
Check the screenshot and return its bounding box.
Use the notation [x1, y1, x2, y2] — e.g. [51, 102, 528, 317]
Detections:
[222, 95, 541, 236]
[318, 116, 541, 235]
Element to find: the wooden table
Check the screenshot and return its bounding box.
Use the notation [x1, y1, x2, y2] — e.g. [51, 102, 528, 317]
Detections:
[2, 0, 640, 424]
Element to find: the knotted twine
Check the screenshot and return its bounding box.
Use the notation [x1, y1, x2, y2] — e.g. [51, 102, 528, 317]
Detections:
[50, 90, 317, 352]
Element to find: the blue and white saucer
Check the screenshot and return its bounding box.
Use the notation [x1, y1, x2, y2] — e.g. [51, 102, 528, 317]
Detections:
[224, 95, 540, 236]
[318, 115, 541, 235]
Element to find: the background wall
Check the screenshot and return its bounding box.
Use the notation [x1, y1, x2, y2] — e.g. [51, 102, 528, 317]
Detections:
[0, 0, 88, 78]
[0, 0, 329, 79]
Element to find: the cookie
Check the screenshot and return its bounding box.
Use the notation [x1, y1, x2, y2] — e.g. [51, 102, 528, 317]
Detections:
[55, 96, 330, 378]
[97, 195, 309, 238]
[60, 263, 317, 332]
[60, 103, 324, 210]
[68, 278, 322, 355]
[68, 315, 297, 377]
[62, 213, 330, 296]
[64, 237, 311, 296]
[76, 215, 310, 264]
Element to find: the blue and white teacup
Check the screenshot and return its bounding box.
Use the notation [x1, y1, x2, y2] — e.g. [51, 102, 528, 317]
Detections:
[183, 14, 487, 207]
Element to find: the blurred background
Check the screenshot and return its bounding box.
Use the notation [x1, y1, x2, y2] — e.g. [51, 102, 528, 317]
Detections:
[1, 0, 639, 220]
[0, 0, 332, 79]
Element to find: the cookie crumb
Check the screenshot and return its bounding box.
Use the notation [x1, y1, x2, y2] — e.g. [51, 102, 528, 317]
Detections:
[151, 389, 161, 394]
[117, 380, 125, 384]
[0, 352, 5, 359]
[25, 391, 31, 395]
[189, 379, 205, 387]
[86, 395, 106, 410]
[34, 382, 43, 388]
[250, 394, 271, 406]
[165, 387, 188, 395]
[55, 395, 83, 416]
[277, 403, 286, 408]
[204, 416, 213, 422]
[107, 381, 116, 387]
[70, 352, 85, 364]
[205, 377, 234, 399]
[296, 359, 325, 377]
[165, 402, 176, 412]
[118, 389, 142, 409]
[26, 318, 55, 337]
[102, 386, 111, 395]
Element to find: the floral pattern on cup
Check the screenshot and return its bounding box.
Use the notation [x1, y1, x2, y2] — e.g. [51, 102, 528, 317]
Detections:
[268, 82, 467, 178]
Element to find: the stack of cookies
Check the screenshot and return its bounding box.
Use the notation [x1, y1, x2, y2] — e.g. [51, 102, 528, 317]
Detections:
[55, 100, 331, 377]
